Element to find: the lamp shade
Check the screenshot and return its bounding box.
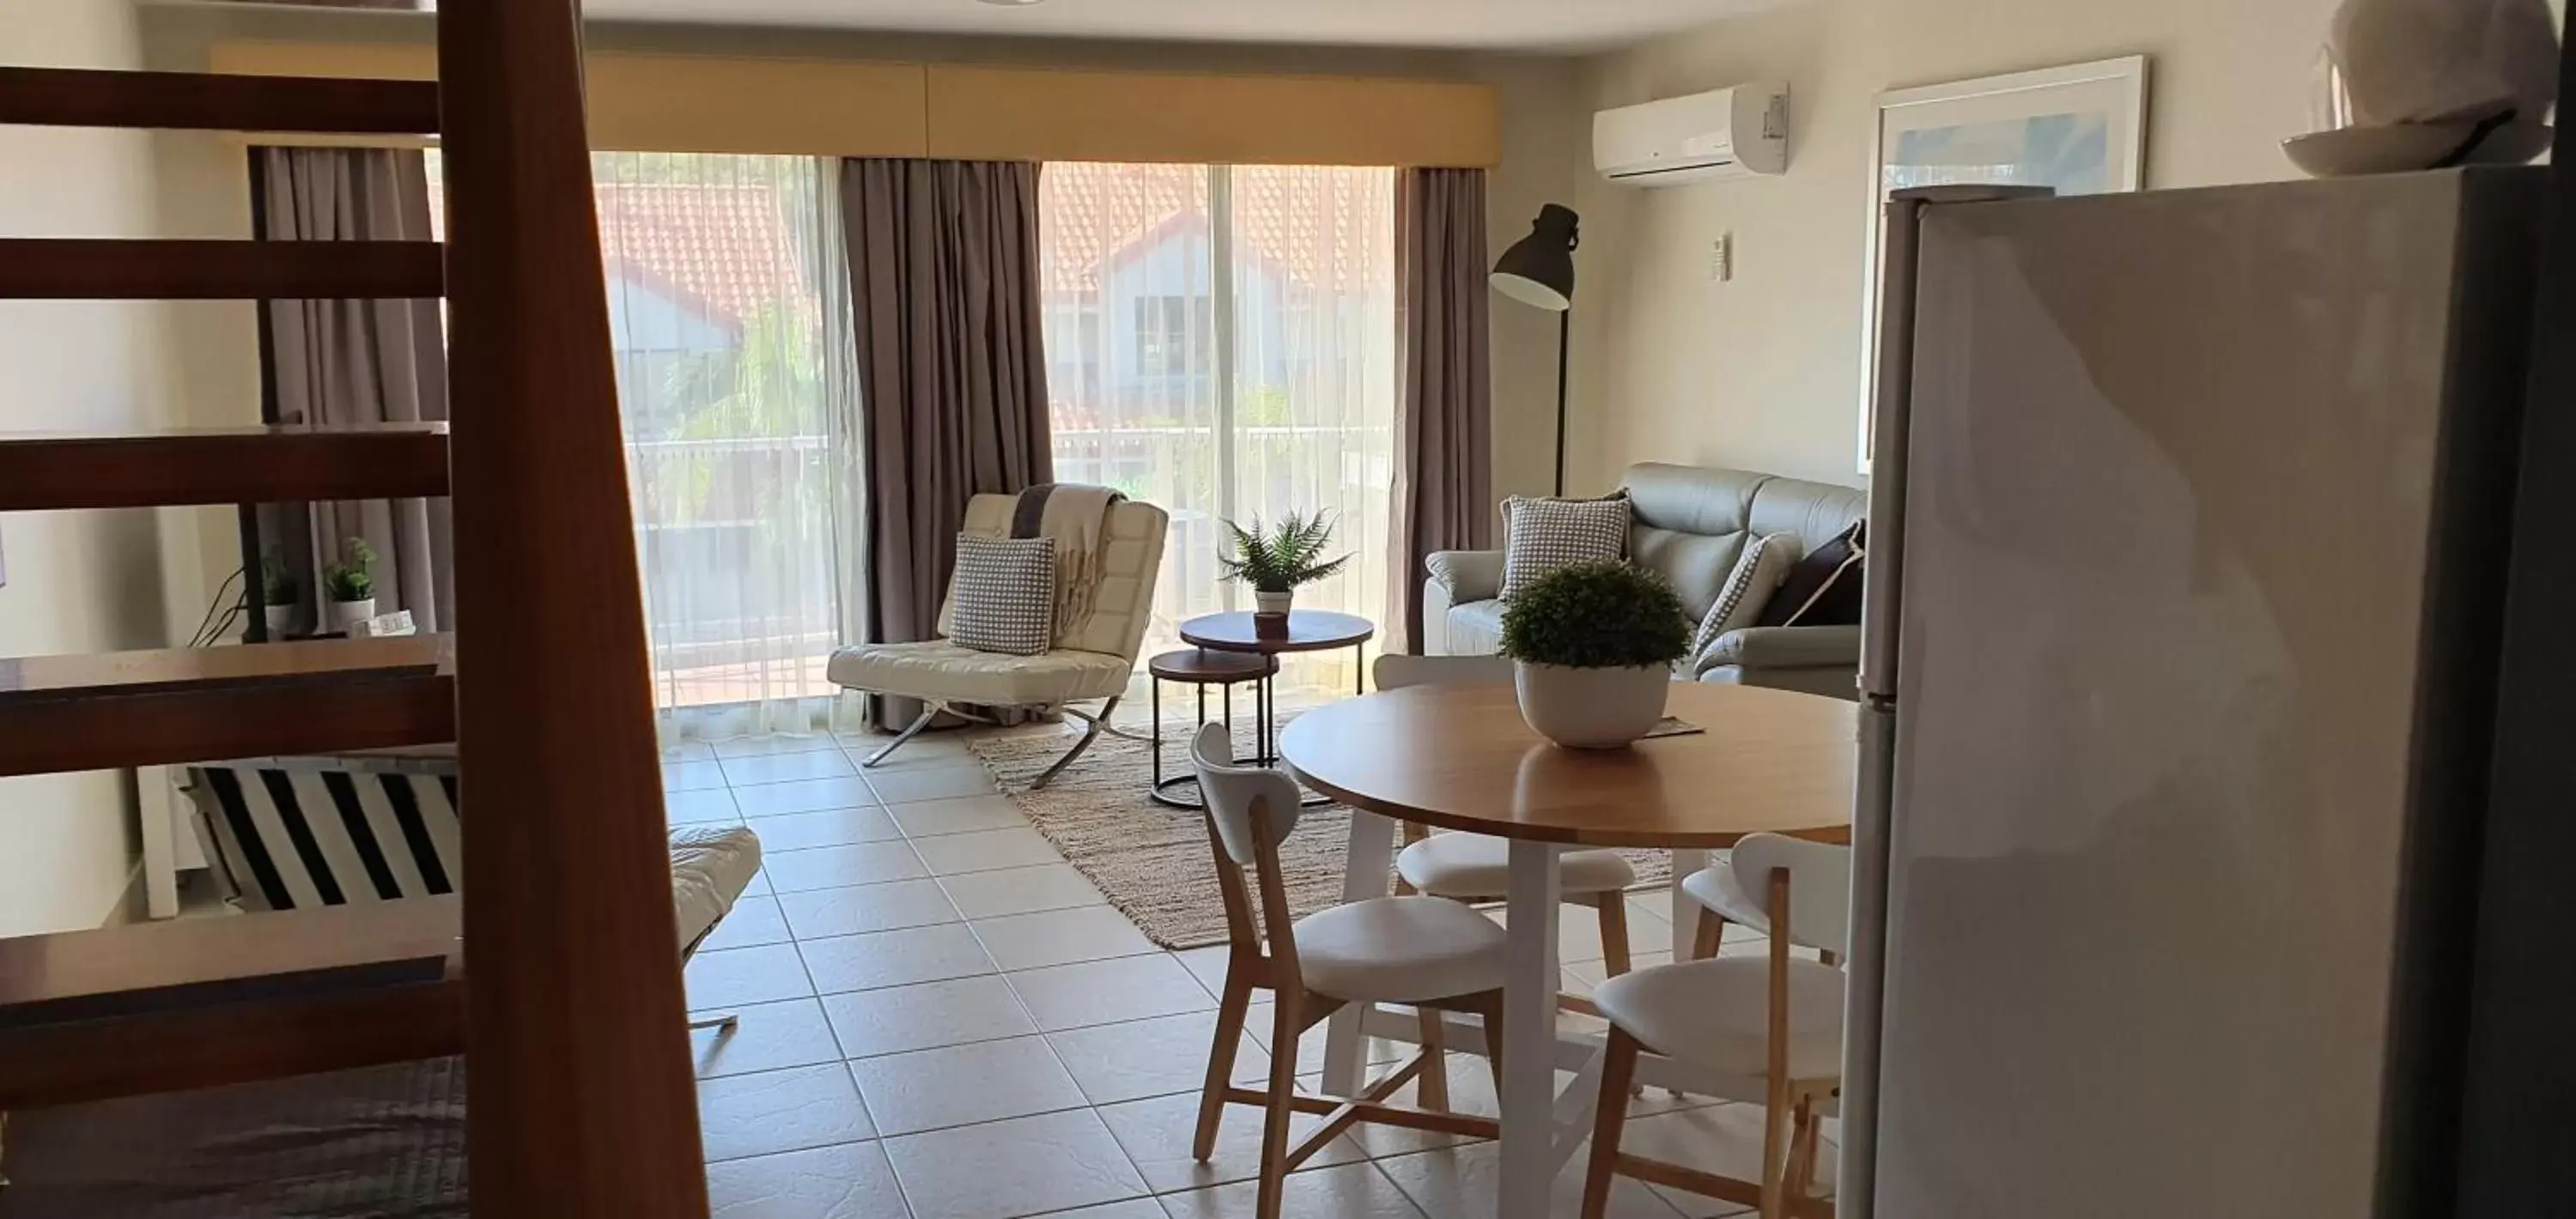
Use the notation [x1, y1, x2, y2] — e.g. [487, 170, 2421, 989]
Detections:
[1491, 203, 1579, 312]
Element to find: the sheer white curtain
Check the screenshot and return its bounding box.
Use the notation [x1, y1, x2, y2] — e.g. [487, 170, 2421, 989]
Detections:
[1038, 162, 1395, 695]
[589, 153, 865, 738]
[424, 152, 864, 739]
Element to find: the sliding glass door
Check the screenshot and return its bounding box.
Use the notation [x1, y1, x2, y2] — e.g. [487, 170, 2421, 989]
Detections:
[591, 154, 859, 731]
[1038, 162, 1395, 694]
[429, 151, 861, 733]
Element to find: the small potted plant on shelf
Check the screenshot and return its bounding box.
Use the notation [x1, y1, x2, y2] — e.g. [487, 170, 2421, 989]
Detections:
[1218, 511, 1349, 634]
[1499, 559, 1692, 749]
[322, 536, 380, 632]
[260, 546, 300, 638]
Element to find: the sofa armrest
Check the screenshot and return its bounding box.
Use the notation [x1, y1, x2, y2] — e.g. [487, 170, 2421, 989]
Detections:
[1425, 549, 1504, 603]
[1698, 624, 1862, 672]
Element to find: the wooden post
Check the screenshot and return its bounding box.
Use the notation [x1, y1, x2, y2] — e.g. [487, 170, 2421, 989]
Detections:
[439, 2, 709, 1214]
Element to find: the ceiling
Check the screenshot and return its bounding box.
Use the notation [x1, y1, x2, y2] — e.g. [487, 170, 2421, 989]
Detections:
[572, 0, 1768, 52]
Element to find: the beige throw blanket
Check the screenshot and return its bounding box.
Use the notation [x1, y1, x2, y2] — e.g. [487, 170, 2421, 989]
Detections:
[1010, 483, 1123, 645]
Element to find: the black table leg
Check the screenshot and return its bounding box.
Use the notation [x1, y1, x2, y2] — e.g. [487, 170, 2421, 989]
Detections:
[1149, 669, 1214, 810]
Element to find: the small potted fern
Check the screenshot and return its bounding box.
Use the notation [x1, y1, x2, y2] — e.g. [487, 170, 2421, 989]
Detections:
[260, 546, 300, 638]
[322, 536, 380, 632]
[1218, 511, 1350, 628]
[1499, 560, 1692, 749]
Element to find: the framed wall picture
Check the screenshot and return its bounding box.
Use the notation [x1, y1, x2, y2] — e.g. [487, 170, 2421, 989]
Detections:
[1856, 55, 2149, 470]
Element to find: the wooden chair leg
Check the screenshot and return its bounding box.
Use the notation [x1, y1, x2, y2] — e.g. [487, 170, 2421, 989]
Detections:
[1257, 995, 1303, 1219]
[1595, 893, 1633, 980]
[1787, 1095, 1820, 1198]
[1475, 991, 1506, 1095]
[1415, 1005, 1450, 1112]
[1691, 908, 1725, 961]
[1579, 1028, 1641, 1219]
[1759, 1076, 1792, 1219]
[1193, 967, 1255, 1161]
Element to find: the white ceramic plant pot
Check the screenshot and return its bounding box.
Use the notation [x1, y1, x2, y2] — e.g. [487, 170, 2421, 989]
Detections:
[264, 603, 298, 638]
[1514, 661, 1668, 749]
[330, 598, 376, 631]
[1254, 590, 1293, 617]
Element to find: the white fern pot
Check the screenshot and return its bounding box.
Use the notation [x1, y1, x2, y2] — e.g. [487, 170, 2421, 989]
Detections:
[1254, 590, 1293, 616]
[330, 598, 376, 631]
[264, 603, 298, 637]
[1514, 661, 1669, 749]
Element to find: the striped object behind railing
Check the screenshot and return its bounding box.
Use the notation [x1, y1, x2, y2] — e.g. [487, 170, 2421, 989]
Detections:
[183, 752, 461, 913]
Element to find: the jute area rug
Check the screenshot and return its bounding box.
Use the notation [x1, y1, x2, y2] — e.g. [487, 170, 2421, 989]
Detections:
[968, 712, 1675, 950]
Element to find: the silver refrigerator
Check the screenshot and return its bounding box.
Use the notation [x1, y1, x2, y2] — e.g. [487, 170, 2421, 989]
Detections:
[1842, 168, 2551, 1218]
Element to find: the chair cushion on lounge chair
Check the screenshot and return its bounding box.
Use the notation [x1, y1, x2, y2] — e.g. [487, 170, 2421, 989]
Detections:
[827, 640, 1132, 707]
[671, 825, 762, 955]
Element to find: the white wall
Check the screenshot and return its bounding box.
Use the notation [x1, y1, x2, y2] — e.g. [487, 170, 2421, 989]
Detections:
[0, 0, 196, 934]
[1567, 0, 2358, 491]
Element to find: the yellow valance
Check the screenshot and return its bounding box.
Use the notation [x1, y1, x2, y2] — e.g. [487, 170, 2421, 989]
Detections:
[208, 42, 1499, 167]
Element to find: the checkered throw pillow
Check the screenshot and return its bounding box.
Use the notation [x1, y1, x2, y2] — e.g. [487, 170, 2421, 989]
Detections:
[1500, 494, 1631, 601]
[950, 534, 1058, 656]
[1690, 531, 1801, 670]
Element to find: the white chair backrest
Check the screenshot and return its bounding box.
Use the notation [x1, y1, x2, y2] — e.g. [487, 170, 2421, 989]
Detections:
[937, 493, 1170, 661]
[1729, 833, 1850, 954]
[1372, 653, 1516, 691]
[1191, 721, 1303, 866]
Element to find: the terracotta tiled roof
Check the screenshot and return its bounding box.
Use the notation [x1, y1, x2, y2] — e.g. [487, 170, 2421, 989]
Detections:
[1038, 162, 1392, 298]
[592, 181, 811, 331]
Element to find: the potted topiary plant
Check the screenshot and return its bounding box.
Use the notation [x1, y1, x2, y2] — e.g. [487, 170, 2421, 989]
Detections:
[322, 536, 380, 632]
[260, 546, 300, 638]
[1499, 559, 1692, 749]
[1218, 511, 1350, 624]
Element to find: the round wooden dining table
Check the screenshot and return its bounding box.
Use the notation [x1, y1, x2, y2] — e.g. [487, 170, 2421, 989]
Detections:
[1279, 681, 1856, 1219]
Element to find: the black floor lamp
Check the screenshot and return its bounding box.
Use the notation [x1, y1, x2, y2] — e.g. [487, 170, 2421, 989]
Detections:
[1491, 203, 1579, 496]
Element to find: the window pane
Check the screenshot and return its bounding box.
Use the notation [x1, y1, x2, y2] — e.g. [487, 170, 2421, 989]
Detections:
[1040, 163, 1221, 662]
[1229, 165, 1396, 694]
[590, 152, 847, 713]
[1040, 162, 1396, 696]
[431, 150, 854, 720]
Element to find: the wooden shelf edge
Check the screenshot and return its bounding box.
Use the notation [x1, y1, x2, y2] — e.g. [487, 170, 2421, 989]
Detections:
[0, 672, 455, 778]
[0, 424, 451, 511]
[0, 239, 443, 300]
[0, 67, 440, 136]
[0, 896, 465, 1107]
[0, 635, 449, 704]
[0, 976, 465, 1109]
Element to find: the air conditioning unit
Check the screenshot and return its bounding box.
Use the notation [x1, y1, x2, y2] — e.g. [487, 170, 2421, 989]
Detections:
[1594, 82, 1789, 186]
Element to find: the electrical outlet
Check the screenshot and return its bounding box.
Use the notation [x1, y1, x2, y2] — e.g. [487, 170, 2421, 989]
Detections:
[1709, 233, 1735, 282]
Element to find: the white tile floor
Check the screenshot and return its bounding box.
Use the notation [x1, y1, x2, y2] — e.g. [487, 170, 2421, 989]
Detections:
[677, 722, 1777, 1219]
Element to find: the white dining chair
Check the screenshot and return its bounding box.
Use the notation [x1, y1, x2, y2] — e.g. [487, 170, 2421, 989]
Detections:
[1373, 653, 1643, 1000]
[1677, 854, 1839, 967]
[1579, 834, 1850, 1219]
[1187, 722, 1510, 1219]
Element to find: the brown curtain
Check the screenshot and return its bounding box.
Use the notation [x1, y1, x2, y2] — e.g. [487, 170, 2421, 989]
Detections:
[255, 147, 452, 633]
[1391, 167, 1493, 653]
[841, 158, 1054, 728]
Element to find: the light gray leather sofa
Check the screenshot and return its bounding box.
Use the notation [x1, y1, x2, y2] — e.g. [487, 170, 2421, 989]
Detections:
[1421, 463, 1867, 700]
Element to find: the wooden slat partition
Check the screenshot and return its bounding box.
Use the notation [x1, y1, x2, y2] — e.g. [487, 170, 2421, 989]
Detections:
[0, 423, 450, 510]
[440, 1, 711, 1214]
[0, 896, 464, 1108]
[0, 239, 442, 300]
[0, 674, 454, 776]
[0, 637, 454, 775]
[0, 635, 444, 700]
[0, 975, 465, 1109]
[0, 66, 439, 134]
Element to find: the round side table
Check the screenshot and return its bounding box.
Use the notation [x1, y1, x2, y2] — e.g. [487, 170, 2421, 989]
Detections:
[1178, 610, 1375, 808]
[1145, 647, 1277, 810]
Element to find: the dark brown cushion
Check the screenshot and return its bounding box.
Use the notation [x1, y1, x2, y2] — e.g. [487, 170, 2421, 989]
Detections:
[1756, 521, 1864, 628]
